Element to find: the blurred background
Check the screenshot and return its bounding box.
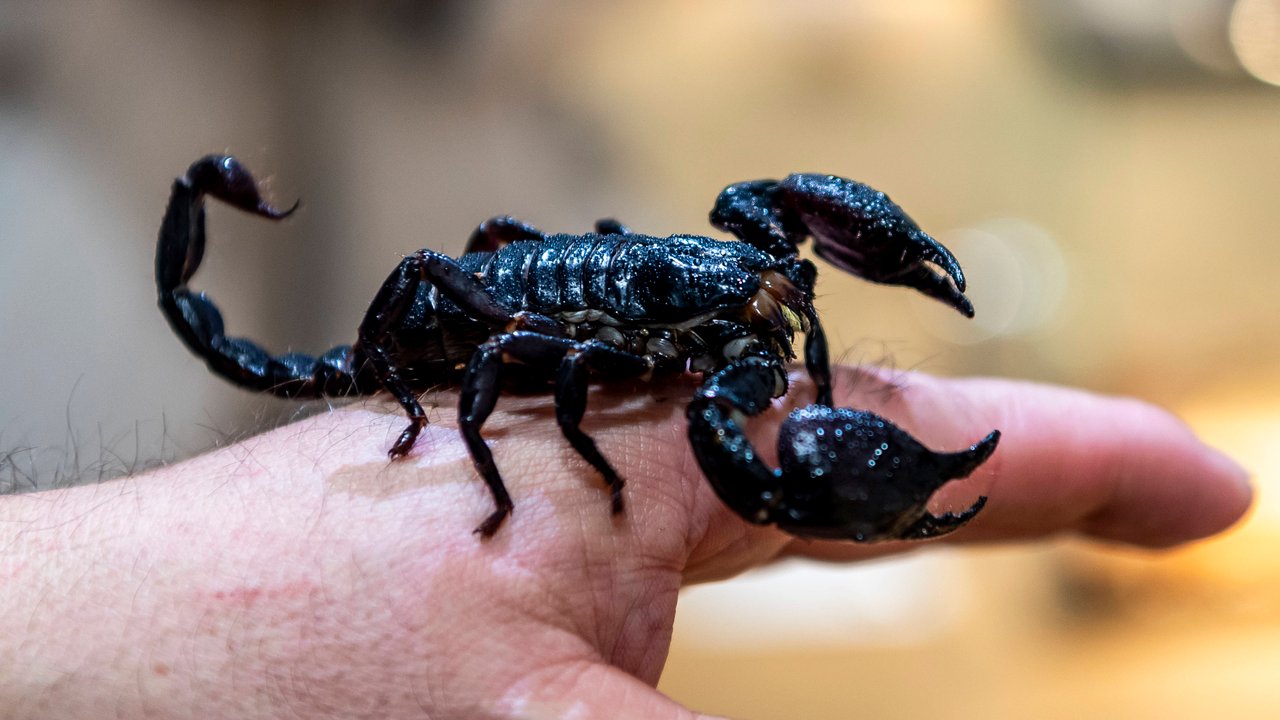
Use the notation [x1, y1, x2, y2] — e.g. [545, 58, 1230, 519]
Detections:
[1, 0, 1277, 716]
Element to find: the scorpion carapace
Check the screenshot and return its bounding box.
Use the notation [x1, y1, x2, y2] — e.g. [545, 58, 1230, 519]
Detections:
[157, 155, 1000, 541]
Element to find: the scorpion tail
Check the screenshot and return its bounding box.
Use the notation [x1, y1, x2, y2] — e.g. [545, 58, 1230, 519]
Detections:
[156, 155, 372, 398]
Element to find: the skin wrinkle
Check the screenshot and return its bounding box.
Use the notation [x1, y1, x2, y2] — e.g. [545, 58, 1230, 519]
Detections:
[611, 576, 678, 683]
[490, 539, 573, 619]
[518, 513, 617, 649]
[626, 410, 714, 568]
[455, 618, 562, 717]
[598, 560, 652, 670]
[575, 512, 612, 659]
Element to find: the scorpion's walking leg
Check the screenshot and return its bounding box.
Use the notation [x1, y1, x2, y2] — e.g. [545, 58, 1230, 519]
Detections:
[803, 316, 833, 408]
[592, 218, 632, 235]
[458, 332, 571, 536]
[458, 333, 651, 535]
[356, 248, 539, 458]
[464, 215, 632, 256]
[555, 341, 652, 513]
[464, 216, 546, 254]
[776, 257, 833, 407]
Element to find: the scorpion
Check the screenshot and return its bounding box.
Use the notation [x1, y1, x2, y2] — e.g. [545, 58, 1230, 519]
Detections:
[157, 155, 1000, 541]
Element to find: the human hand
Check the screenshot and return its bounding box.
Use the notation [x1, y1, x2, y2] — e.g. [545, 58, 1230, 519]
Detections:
[0, 367, 1251, 719]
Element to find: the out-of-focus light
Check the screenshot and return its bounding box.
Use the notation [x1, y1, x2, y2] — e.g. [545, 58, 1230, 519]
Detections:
[1230, 0, 1280, 86]
[1170, 0, 1245, 76]
[748, 0, 982, 31]
[911, 219, 1068, 345]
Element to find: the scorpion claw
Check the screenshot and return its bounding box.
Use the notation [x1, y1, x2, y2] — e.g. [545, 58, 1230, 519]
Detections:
[775, 174, 975, 317]
[688, 356, 1000, 543]
[768, 407, 999, 541]
[898, 495, 988, 540]
[876, 241, 974, 318]
[711, 173, 976, 317]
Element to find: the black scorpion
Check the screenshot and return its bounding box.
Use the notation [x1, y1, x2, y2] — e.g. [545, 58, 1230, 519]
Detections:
[157, 155, 1000, 540]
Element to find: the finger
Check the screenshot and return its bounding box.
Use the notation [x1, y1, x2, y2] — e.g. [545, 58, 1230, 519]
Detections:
[783, 368, 1252, 560]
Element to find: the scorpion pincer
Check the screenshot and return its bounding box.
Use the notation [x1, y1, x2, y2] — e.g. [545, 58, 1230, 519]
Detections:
[156, 155, 999, 541]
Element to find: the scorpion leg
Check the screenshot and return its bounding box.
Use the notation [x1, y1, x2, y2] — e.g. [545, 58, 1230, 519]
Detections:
[458, 333, 651, 535]
[592, 218, 632, 235]
[801, 302, 834, 408]
[711, 174, 976, 317]
[761, 253, 833, 408]
[896, 496, 989, 540]
[464, 216, 546, 254]
[457, 333, 537, 537]
[687, 357, 1000, 542]
[460, 333, 653, 534]
[465, 216, 631, 255]
[781, 258, 834, 406]
[157, 155, 372, 398]
[357, 248, 553, 457]
[555, 341, 652, 513]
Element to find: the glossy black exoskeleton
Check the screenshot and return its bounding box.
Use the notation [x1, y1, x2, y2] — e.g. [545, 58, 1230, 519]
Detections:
[157, 156, 999, 540]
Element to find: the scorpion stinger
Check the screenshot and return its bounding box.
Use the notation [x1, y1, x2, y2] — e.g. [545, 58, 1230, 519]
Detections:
[711, 174, 975, 318]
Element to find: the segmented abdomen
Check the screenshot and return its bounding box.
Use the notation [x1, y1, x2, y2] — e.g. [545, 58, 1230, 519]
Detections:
[460, 233, 765, 325]
[472, 234, 620, 314]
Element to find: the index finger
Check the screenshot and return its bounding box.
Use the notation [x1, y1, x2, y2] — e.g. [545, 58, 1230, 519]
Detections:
[783, 368, 1253, 560]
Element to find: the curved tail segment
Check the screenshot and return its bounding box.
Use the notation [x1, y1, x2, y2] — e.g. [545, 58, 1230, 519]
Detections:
[156, 155, 372, 398]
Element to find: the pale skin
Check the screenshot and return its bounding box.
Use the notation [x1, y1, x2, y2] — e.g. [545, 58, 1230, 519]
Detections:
[0, 367, 1253, 719]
